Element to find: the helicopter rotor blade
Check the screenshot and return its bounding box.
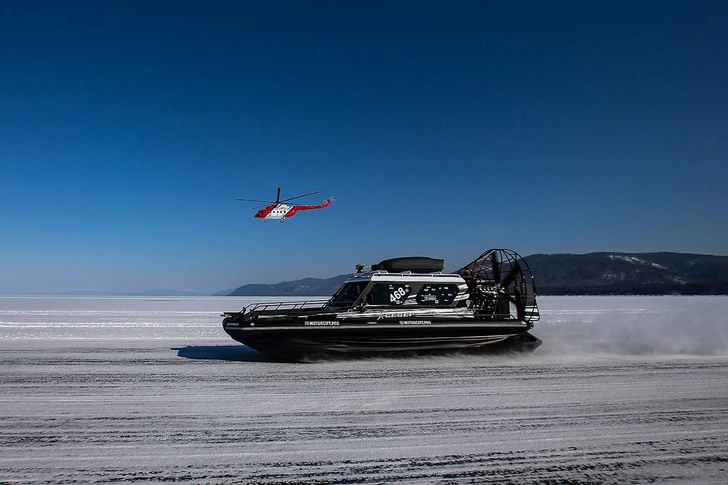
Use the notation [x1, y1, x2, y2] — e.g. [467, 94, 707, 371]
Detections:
[236, 187, 319, 206]
[236, 198, 276, 203]
[281, 191, 319, 203]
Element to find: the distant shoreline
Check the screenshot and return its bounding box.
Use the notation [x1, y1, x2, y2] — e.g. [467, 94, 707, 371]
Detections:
[6, 252, 728, 297]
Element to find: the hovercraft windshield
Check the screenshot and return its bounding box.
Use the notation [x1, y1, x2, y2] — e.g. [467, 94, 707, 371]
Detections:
[327, 281, 368, 309]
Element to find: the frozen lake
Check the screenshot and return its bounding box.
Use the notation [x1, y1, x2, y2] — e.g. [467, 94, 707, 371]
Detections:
[1, 295, 727, 484]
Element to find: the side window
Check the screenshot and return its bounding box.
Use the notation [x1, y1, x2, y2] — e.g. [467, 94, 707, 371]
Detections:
[368, 284, 391, 305]
[415, 284, 459, 306]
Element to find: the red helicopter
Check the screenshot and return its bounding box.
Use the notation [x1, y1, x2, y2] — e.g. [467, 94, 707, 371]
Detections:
[237, 187, 334, 223]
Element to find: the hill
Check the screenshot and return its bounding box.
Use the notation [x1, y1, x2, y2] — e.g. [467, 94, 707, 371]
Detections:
[228, 275, 348, 297]
[527, 252, 728, 295]
[227, 252, 728, 296]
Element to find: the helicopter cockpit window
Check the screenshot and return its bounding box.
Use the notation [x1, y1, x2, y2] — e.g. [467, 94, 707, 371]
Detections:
[328, 282, 368, 308]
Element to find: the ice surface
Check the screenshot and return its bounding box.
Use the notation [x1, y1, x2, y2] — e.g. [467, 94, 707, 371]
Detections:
[1, 295, 727, 484]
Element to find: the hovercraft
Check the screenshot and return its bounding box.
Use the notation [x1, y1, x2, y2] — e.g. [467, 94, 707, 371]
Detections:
[222, 248, 541, 361]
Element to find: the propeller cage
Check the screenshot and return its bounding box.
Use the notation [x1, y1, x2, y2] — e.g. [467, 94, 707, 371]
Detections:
[457, 248, 540, 323]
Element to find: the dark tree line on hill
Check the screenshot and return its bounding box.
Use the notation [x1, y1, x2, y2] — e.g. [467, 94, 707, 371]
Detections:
[526, 252, 728, 295]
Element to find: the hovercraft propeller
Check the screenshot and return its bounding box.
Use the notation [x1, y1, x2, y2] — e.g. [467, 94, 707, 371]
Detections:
[457, 248, 538, 321]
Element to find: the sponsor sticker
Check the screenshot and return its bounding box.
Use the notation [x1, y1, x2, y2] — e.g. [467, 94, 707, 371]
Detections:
[382, 312, 415, 319]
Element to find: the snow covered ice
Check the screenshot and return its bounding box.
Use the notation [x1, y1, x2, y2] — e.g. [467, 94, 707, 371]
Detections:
[1, 295, 727, 484]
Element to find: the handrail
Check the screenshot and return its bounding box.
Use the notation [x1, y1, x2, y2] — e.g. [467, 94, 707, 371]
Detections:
[246, 299, 329, 314]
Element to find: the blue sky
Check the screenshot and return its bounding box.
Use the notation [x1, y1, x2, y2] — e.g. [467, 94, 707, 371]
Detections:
[1, 1, 726, 294]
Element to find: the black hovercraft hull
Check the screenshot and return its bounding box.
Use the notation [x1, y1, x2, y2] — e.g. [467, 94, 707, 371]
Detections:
[223, 317, 541, 362]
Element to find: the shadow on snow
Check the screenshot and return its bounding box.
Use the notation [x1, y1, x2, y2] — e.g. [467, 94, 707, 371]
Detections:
[173, 345, 285, 363]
